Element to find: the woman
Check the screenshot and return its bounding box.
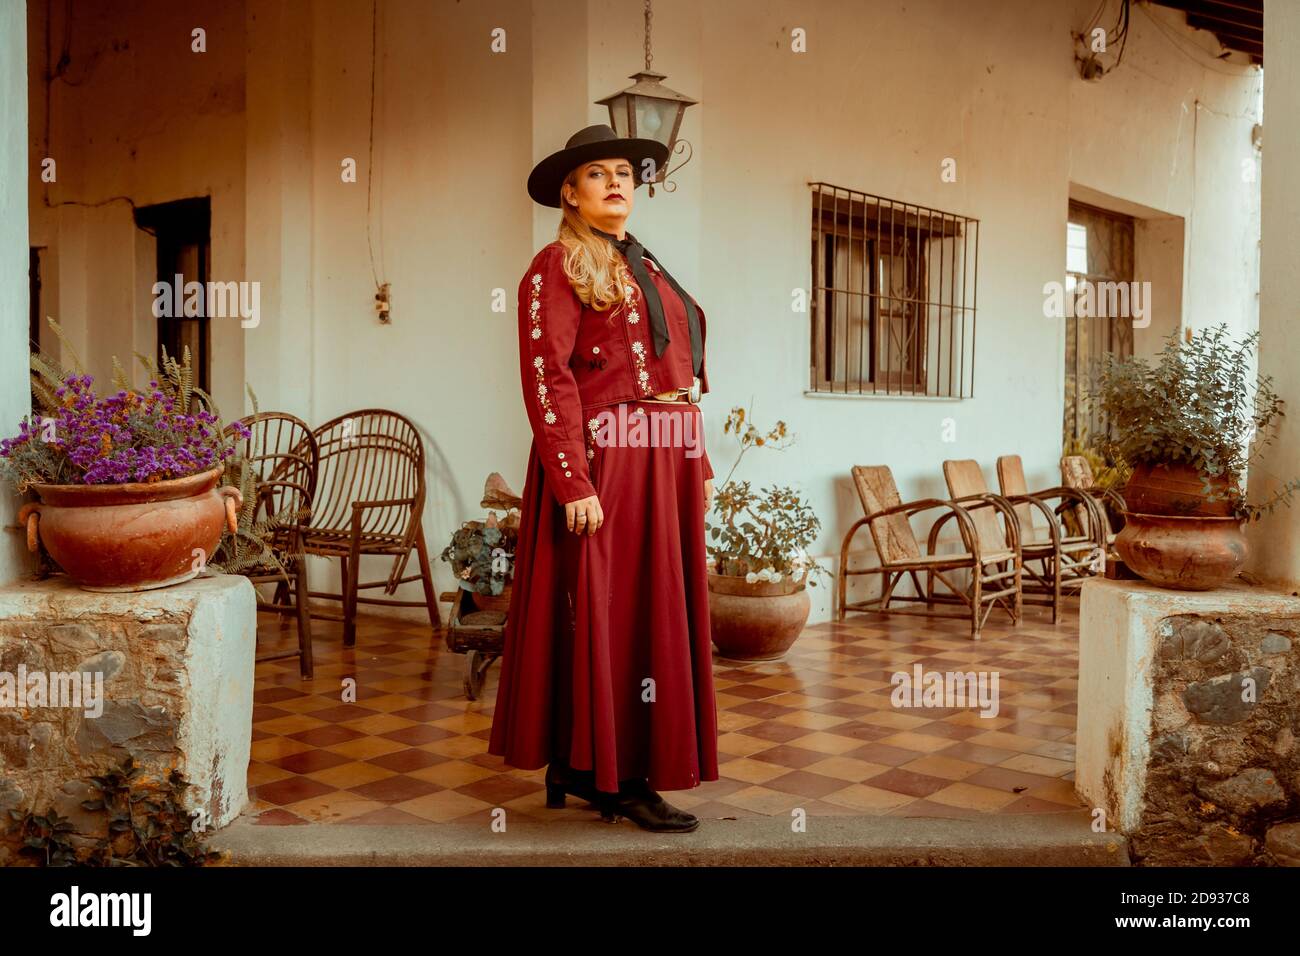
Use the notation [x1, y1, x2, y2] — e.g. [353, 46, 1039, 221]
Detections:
[487, 124, 719, 833]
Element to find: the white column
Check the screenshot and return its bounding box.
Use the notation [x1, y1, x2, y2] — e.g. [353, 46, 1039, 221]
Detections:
[0, 2, 31, 583]
[1247, 1, 1300, 588]
[243, 0, 316, 420]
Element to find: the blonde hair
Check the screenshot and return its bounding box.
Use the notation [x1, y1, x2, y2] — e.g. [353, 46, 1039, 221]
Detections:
[553, 165, 631, 314]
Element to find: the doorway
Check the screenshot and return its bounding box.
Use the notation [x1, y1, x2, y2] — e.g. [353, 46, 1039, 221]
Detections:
[134, 197, 212, 394]
[1063, 200, 1135, 445]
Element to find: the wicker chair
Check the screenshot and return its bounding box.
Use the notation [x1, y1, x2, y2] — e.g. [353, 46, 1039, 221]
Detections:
[1060, 454, 1127, 549]
[838, 465, 1021, 640]
[301, 409, 442, 645]
[224, 412, 318, 678]
[960, 455, 1104, 623]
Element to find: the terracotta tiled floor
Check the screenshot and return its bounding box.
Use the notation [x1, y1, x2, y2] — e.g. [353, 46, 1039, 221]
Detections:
[246, 601, 1083, 825]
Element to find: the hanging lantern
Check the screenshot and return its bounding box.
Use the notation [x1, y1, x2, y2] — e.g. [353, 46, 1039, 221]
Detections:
[594, 0, 698, 195]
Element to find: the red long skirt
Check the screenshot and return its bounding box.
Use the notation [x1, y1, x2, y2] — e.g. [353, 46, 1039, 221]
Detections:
[487, 401, 719, 795]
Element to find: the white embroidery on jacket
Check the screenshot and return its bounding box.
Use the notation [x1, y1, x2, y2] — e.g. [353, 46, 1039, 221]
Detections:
[629, 339, 652, 393]
[528, 272, 558, 425]
[618, 267, 652, 393]
[620, 268, 641, 325]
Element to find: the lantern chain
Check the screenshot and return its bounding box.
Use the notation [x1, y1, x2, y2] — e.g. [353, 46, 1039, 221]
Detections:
[644, 0, 653, 71]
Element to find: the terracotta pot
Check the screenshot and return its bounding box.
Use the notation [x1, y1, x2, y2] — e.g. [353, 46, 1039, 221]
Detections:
[1124, 461, 1235, 517]
[18, 466, 241, 592]
[470, 585, 512, 613]
[1113, 511, 1247, 590]
[707, 571, 811, 661]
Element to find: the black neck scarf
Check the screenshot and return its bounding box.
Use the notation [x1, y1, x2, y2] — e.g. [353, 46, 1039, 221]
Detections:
[590, 226, 703, 377]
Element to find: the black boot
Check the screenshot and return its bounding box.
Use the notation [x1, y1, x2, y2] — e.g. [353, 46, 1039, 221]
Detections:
[598, 777, 699, 833]
[545, 757, 602, 809]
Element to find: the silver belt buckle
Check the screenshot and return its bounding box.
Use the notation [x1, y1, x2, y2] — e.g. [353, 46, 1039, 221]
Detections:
[686, 377, 701, 404]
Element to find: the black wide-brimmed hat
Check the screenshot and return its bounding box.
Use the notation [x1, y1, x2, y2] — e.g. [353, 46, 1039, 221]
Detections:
[527, 123, 670, 208]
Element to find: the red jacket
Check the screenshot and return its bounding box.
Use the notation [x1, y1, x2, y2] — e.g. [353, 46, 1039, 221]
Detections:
[517, 240, 714, 504]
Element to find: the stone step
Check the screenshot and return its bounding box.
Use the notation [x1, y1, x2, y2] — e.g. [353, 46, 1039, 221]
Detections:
[209, 809, 1129, 867]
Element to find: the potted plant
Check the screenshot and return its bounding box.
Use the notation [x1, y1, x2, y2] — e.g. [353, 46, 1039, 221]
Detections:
[705, 406, 829, 660]
[0, 325, 246, 591]
[440, 512, 518, 612]
[439, 473, 523, 612]
[1093, 324, 1300, 589]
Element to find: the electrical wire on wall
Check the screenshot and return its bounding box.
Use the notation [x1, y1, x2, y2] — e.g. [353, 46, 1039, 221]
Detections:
[1111, 0, 1131, 71]
[367, 0, 391, 323]
[1072, 0, 1131, 82]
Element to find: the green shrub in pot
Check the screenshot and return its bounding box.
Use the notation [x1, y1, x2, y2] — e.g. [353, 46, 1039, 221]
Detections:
[1093, 324, 1300, 521]
[705, 404, 829, 587]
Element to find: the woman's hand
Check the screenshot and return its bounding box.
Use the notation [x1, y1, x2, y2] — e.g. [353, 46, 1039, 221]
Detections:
[704, 478, 714, 511]
[565, 494, 604, 535]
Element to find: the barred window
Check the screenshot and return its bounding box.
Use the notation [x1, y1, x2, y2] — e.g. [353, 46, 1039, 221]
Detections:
[810, 183, 978, 397]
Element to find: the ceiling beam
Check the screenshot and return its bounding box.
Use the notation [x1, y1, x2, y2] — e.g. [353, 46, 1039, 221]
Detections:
[1186, 16, 1262, 48]
[1153, 0, 1261, 31]
[1147, 0, 1264, 62]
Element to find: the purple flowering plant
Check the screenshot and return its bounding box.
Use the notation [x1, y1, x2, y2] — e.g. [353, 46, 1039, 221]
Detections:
[1, 336, 250, 492]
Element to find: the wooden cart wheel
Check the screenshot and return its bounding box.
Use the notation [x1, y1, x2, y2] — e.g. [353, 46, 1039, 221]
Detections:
[464, 650, 485, 700]
[463, 650, 500, 700]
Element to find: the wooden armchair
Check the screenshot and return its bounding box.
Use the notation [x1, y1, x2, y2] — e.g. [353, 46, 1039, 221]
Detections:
[990, 455, 1108, 622]
[838, 465, 1021, 640]
[224, 412, 318, 678]
[301, 409, 442, 645]
[1060, 454, 1127, 548]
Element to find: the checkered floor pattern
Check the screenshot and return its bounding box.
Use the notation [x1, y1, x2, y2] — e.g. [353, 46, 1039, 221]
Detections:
[247, 602, 1083, 824]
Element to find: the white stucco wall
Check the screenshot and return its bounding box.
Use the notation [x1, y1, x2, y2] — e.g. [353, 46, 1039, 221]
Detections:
[20, 0, 1264, 621]
[26, 0, 247, 417]
[1, 0, 31, 585]
[689, 0, 1259, 619]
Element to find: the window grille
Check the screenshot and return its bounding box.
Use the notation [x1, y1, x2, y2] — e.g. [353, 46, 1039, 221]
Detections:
[810, 182, 978, 397]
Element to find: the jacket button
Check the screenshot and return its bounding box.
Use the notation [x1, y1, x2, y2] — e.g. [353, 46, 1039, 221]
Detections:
[558, 452, 565, 460]
[592, 346, 600, 354]
[564, 470, 572, 478]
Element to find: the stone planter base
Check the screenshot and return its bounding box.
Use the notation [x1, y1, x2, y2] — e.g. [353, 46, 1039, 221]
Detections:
[0, 574, 257, 863]
[1077, 578, 1300, 865]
